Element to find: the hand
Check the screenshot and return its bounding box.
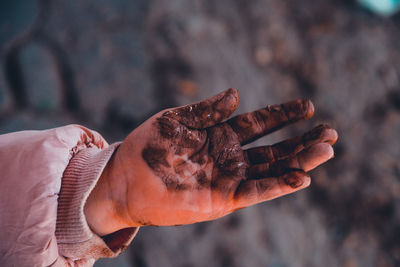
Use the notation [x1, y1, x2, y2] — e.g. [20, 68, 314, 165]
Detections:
[84, 89, 338, 235]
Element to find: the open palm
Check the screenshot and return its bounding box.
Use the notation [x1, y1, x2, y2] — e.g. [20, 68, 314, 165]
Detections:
[114, 89, 337, 226]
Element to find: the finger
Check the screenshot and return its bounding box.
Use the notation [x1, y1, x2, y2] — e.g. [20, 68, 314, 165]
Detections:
[233, 170, 310, 209]
[249, 143, 334, 179]
[246, 124, 338, 165]
[163, 88, 239, 129]
[227, 99, 314, 145]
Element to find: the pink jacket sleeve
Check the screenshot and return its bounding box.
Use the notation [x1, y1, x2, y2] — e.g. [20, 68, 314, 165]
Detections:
[0, 125, 139, 267]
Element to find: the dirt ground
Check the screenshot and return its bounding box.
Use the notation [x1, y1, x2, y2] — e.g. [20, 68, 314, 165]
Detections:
[1, 0, 400, 266]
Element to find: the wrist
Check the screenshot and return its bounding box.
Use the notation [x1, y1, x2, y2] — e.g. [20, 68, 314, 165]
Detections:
[84, 150, 134, 236]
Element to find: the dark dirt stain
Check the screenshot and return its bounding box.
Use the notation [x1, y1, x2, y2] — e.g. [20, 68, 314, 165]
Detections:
[157, 116, 181, 139]
[173, 159, 186, 175]
[163, 174, 180, 190]
[246, 146, 276, 165]
[176, 183, 190, 191]
[205, 124, 248, 195]
[255, 179, 271, 194]
[255, 159, 297, 178]
[283, 171, 305, 188]
[162, 88, 238, 129]
[157, 116, 207, 151]
[227, 99, 313, 145]
[302, 124, 329, 144]
[245, 123, 325, 165]
[142, 145, 170, 171]
[180, 128, 206, 149]
[248, 163, 271, 179]
[196, 170, 210, 188]
[189, 137, 210, 165]
[246, 124, 333, 165]
[143, 113, 247, 194]
[207, 124, 246, 174]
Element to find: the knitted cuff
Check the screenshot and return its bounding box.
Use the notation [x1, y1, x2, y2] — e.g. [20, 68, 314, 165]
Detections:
[56, 143, 139, 260]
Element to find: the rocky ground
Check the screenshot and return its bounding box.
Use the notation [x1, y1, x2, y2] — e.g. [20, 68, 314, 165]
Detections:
[1, 0, 400, 266]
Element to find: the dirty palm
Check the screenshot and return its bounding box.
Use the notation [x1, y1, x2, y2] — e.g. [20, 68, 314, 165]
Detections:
[117, 88, 338, 226]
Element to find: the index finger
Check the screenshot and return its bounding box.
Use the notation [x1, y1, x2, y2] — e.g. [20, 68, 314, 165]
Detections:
[226, 99, 314, 145]
[163, 88, 239, 129]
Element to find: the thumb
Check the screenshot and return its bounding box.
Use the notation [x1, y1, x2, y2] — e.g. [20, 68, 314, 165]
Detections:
[163, 88, 239, 129]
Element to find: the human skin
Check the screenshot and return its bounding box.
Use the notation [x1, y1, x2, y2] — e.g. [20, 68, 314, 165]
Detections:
[84, 89, 338, 236]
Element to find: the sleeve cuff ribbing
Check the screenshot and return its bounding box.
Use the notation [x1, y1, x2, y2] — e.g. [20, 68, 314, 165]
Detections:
[56, 143, 139, 260]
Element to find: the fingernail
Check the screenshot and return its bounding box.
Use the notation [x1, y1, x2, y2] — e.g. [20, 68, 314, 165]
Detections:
[323, 128, 338, 145]
[222, 88, 239, 110]
[303, 99, 314, 119]
[281, 99, 314, 120]
[283, 173, 304, 188]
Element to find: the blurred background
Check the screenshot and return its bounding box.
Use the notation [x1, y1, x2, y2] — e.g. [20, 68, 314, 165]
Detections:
[1, 0, 400, 266]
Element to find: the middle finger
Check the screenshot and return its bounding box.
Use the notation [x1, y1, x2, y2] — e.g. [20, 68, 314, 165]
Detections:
[226, 99, 314, 145]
